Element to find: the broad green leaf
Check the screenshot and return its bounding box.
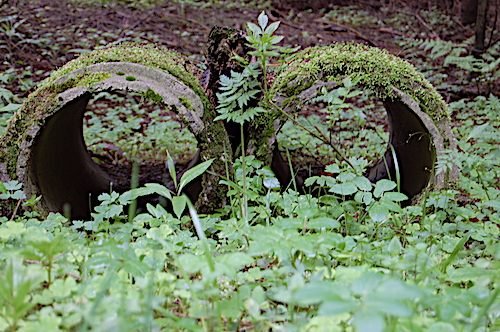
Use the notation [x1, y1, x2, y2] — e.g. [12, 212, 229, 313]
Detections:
[244, 297, 261, 319]
[329, 182, 357, 196]
[123, 259, 150, 278]
[483, 200, 500, 210]
[387, 236, 402, 254]
[380, 199, 402, 213]
[343, 77, 353, 88]
[171, 195, 186, 219]
[318, 300, 359, 316]
[178, 158, 214, 194]
[263, 177, 280, 189]
[355, 191, 373, 205]
[368, 202, 389, 222]
[446, 266, 497, 282]
[375, 278, 423, 301]
[352, 310, 384, 332]
[0, 103, 21, 112]
[268, 34, 284, 44]
[217, 252, 253, 269]
[49, 278, 77, 298]
[0, 221, 26, 239]
[365, 297, 412, 317]
[219, 297, 242, 319]
[308, 217, 340, 229]
[382, 192, 408, 202]
[166, 150, 177, 188]
[373, 179, 397, 198]
[352, 272, 383, 296]
[293, 281, 340, 306]
[264, 21, 281, 35]
[246, 22, 262, 36]
[177, 253, 207, 274]
[353, 176, 372, 191]
[336, 87, 348, 97]
[257, 11, 268, 30]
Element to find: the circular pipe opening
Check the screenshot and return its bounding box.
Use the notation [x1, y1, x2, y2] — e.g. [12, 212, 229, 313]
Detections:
[30, 93, 111, 219]
[272, 91, 437, 204]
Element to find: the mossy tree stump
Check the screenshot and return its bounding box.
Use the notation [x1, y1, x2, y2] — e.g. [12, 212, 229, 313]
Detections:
[0, 45, 231, 219]
[251, 43, 457, 203]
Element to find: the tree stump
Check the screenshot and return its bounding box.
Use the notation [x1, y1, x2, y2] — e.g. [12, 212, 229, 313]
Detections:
[0, 44, 231, 219]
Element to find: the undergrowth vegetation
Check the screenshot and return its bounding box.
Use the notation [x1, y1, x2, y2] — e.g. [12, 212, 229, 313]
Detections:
[0, 3, 499, 332]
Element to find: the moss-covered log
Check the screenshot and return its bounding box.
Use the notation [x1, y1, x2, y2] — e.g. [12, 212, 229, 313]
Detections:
[0, 44, 231, 219]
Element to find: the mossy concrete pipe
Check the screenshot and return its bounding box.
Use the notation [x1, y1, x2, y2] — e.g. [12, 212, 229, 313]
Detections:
[252, 43, 457, 203]
[0, 45, 231, 219]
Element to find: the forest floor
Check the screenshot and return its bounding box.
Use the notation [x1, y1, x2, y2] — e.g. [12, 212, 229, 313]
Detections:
[0, 0, 495, 192]
[2, 0, 477, 86]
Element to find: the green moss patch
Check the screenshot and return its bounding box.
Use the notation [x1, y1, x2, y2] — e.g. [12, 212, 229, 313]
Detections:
[40, 43, 209, 109]
[271, 42, 449, 121]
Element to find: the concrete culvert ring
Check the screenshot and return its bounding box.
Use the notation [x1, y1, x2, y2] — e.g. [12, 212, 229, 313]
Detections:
[259, 43, 458, 203]
[0, 45, 230, 219]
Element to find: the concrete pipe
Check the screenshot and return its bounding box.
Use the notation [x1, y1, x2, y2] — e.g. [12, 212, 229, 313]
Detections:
[253, 43, 457, 203]
[0, 44, 230, 219]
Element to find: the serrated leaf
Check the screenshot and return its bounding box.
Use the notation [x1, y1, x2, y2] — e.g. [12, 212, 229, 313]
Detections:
[264, 21, 280, 35]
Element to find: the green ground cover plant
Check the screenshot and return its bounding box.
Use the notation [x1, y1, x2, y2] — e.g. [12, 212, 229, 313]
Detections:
[0, 5, 499, 332]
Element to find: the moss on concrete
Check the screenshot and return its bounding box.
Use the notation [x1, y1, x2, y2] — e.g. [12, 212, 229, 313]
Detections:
[144, 88, 163, 104]
[40, 43, 211, 110]
[178, 96, 193, 111]
[271, 42, 449, 121]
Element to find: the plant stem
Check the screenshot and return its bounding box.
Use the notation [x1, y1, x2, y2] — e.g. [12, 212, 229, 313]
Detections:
[270, 100, 358, 172]
[128, 158, 140, 223]
[240, 123, 248, 220]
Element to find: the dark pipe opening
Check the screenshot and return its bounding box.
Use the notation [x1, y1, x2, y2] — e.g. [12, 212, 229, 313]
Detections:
[273, 99, 435, 203]
[30, 94, 111, 219]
